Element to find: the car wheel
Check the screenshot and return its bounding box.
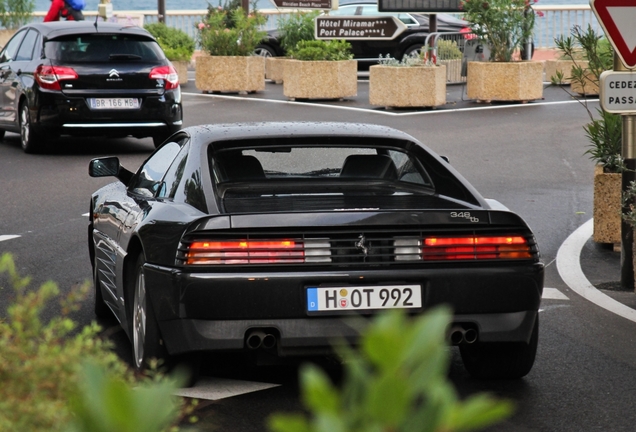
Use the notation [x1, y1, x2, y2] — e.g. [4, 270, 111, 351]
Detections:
[131, 254, 169, 372]
[93, 258, 112, 319]
[20, 103, 42, 154]
[254, 44, 276, 57]
[459, 315, 538, 379]
[402, 44, 424, 60]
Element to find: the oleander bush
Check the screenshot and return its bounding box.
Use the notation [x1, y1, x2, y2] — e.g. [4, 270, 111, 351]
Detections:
[0, 0, 34, 30]
[0, 253, 193, 432]
[437, 39, 463, 60]
[144, 23, 195, 62]
[277, 10, 320, 53]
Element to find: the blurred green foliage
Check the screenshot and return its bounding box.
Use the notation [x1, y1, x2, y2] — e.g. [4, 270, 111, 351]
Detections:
[144, 23, 196, 62]
[288, 39, 353, 61]
[0, 253, 194, 431]
[269, 307, 513, 432]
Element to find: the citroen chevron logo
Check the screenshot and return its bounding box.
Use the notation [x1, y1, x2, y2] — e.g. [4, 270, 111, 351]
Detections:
[108, 69, 119, 78]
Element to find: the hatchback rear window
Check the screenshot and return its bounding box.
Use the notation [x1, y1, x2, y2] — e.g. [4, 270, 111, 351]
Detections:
[45, 34, 165, 63]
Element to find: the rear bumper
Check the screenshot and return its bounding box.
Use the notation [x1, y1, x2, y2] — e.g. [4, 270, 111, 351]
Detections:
[160, 310, 538, 356]
[34, 89, 182, 138]
[143, 262, 544, 356]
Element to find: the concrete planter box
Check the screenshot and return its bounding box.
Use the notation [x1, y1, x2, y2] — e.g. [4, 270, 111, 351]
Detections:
[266, 57, 288, 84]
[467, 61, 543, 102]
[544, 59, 581, 84]
[195, 55, 265, 93]
[283, 59, 357, 100]
[438, 58, 463, 83]
[171, 60, 189, 85]
[593, 164, 622, 244]
[569, 62, 599, 96]
[369, 64, 446, 108]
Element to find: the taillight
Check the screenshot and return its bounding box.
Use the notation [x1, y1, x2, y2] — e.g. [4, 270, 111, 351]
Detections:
[35, 65, 78, 90]
[186, 240, 304, 265]
[149, 65, 179, 90]
[422, 236, 532, 260]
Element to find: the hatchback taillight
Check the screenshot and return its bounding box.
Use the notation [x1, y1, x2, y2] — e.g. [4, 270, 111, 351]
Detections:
[149, 65, 179, 90]
[35, 65, 78, 90]
[186, 240, 304, 265]
[422, 235, 532, 260]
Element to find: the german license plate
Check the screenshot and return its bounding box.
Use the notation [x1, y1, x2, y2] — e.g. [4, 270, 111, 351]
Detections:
[88, 98, 140, 110]
[307, 285, 422, 313]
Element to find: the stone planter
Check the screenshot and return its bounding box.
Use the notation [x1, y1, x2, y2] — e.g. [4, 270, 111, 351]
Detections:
[266, 57, 288, 84]
[593, 164, 621, 244]
[544, 59, 585, 84]
[438, 59, 463, 83]
[283, 59, 357, 100]
[171, 60, 189, 85]
[569, 62, 599, 96]
[466, 61, 543, 102]
[369, 65, 446, 108]
[195, 55, 265, 93]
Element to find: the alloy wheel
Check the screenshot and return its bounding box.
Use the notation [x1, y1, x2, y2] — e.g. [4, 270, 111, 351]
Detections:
[132, 267, 147, 369]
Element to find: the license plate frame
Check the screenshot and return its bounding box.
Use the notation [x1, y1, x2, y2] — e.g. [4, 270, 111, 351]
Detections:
[306, 284, 422, 315]
[88, 98, 140, 110]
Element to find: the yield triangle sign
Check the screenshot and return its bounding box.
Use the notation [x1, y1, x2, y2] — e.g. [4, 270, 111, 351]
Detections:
[591, 0, 636, 68]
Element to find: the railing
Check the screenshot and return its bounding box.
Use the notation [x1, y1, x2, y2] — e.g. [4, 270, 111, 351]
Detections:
[31, 5, 603, 50]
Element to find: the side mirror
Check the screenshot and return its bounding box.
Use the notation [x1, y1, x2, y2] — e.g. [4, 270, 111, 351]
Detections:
[89, 157, 120, 177]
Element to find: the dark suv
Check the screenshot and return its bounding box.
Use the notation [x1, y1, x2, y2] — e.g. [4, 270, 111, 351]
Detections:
[0, 21, 183, 153]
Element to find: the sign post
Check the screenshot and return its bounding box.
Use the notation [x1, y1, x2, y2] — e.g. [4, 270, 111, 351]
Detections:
[592, 0, 636, 289]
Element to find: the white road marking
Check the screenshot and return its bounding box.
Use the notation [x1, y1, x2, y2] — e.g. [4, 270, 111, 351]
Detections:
[82, 213, 90, 217]
[0, 235, 20, 242]
[174, 377, 280, 400]
[542, 287, 569, 300]
[557, 218, 636, 323]
[183, 91, 590, 117]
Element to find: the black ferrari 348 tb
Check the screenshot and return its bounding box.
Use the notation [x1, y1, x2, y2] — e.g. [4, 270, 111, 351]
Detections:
[88, 122, 544, 380]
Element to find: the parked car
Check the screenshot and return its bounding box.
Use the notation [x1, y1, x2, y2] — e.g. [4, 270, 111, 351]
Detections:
[255, 1, 469, 68]
[88, 121, 544, 381]
[0, 21, 182, 153]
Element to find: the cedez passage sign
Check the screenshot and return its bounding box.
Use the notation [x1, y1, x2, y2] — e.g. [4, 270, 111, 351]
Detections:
[600, 70, 636, 113]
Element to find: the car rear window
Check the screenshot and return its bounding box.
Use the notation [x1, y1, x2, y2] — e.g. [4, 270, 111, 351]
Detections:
[212, 146, 432, 187]
[45, 34, 165, 63]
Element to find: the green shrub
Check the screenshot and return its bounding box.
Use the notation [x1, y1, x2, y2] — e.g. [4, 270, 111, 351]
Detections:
[0, 253, 191, 431]
[277, 10, 320, 53]
[144, 23, 195, 62]
[0, 0, 34, 30]
[288, 39, 353, 61]
[269, 307, 513, 432]
[437, 39, 463, 60]
[197, 5, 266, 56]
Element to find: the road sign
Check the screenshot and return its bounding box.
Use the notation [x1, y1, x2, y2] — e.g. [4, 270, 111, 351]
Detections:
[590, 0, 636, 68]
[315, 16, 407, 40]
[269, 0, 333, 9]
[600, 70, 636, 112]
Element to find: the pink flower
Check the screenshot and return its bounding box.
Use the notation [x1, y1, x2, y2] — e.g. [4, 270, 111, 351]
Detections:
[536, 10, 544, 17]
[198, 22, 205, 30]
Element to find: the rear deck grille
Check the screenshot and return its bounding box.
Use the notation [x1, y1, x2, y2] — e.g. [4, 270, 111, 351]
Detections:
[176, 227, 539, 267]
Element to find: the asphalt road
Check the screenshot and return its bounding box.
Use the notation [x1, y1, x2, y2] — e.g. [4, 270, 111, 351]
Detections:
[2, 78, 636, 431]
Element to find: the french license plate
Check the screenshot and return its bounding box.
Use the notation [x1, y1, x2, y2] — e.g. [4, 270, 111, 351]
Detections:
[88, 98, 140, 110]
[307, 285, 422, 313]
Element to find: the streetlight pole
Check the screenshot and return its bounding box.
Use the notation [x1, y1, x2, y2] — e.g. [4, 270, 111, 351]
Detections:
[158, 0, 166, 23]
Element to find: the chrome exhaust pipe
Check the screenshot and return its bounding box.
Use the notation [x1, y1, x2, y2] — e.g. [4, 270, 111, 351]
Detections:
[449, 326, 464, 345]
[262, 333, 277, 350]
[246, 330, 265, 349]
[463, 328, 478, 344]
